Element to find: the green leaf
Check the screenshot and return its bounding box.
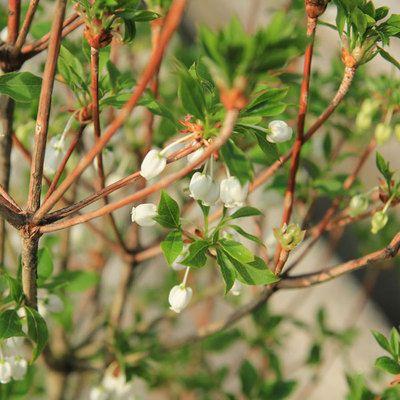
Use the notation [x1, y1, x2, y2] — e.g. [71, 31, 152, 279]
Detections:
[307, 342, 322, 365]
[390, 328, 400, 357]
[58, 46, 87, 91]
[0, 310, 24, 339]
[239, 360, 259, 395]
[375, 356, 400, 375]
[161, 230, 183, 265]
[216, 248, 236, 293]
[0, 72, 42, 102]
[372, 330, 391, 354]
[242, 88, 288, 117]
[4, 273, 23, 304]
[220, 140, 253, 184]
[229, 225, 265, 246]
[25, 306, 48, 361]
[177, 66, 206, 119]
[46, 270, 99, 292]
[181, 240, 209, 268]
[378, 47, 400, 71]
[123, 19, 136, 42]
[37, 247, 54, 285]
[375, 152, 393, 190]
[155, 191, 181, 229]
[220, 239, 254, 264]
[229, 206, 263, 219]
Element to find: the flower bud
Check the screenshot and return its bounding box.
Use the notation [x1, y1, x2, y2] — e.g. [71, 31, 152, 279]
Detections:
[140, 149, 167, 180]
[168, 284, 193, 313]
[230, 280, 243, 296]
[38, 290, 64, 317]
[189, 172, 219, 206]
[0, 28, 8, 43]
[349, 194, 369, 217]
[171, 248, 188, 271]
[0, 359, 12, 384]
[371, 211, 388, 234]
[267, 121, 293, 143]
[375, 123, 392, 145]
[220, 176, 248, 208]
[131, 203, 157, 227]
[8, 357, 27, 381]
[273, 223, 305, 251]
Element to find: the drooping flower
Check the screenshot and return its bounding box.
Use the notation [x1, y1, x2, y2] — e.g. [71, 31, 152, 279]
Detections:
[273, 223, 305, 251]
[101, 364, 135, 400]
[171, 247, 188, 271]
[140, 149, 167, 180]
[189, 172, 219, 206]
[168, 284, 193, 313]
[230, 280, 243, 296]
[0, 359, 12, 384]
[8, 357, 27, 381]
[267, 120, 293, 143]
[349, 194, 369, 217]
[131, 203, 157, 227]
[187, 146, 205, 165]
[3, 337, 25, 358]
[371, 211, 388, 234]
[220, 176, 248, 208]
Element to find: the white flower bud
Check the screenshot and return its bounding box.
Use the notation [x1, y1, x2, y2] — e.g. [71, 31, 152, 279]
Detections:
[375, 123, 392, 145]
[0, 28, 8, 43]
[8, 356, 27, 381]
[371, 211, 388, 234]
[131, 203, 157, 227]
[189, 172, 219, 206]
[187, 146, 205, 165]
[168, 284, 193, 313]
[230, 280, 243, 296]
[90, 386, 109, 400]
[349, 194, 369, 217]
[267, 120, 293, 143]
[140, 149, 167, 180]
[0, 359, 12, 384]
[220, 176, 248, 208]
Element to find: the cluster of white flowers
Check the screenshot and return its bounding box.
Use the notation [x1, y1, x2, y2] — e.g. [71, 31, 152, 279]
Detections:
[90, 367, 135, 400]
[0, 337, 28, 384]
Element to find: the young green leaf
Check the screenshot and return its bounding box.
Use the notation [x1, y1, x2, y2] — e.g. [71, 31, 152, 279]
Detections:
[375, 152, 393, 190]
[155, 191, 181, 229]
[216, 248, 236, 293]
[161, 230, 183, 265]
[0, 310, 24, 339]
[372, 330, 391, 354]
[220, 239, 254, 264]
[375, 356, 400, 375]
[229, 206, 263, 220]
[239, 360, 259, 396]
[25, 307, 49, 361]
[181, 240, 209, 268]
[229, 225, 265, 246]
[37, 247, 54, 285]
[0, 72, 42, 102]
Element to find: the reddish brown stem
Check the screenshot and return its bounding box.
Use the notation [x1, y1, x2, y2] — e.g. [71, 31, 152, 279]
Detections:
[33, 0, 187, 223]
[7, 0, 21, 45]
[13, 0, 40, 52]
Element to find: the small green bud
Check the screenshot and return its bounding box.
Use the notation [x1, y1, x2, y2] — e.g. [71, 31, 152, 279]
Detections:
[349, 195, 369, 217]
[371, 211, 388, 234]
[375, 123, 392, 145]
[273, 223, 305, 251]
[355, 113, 372, 132]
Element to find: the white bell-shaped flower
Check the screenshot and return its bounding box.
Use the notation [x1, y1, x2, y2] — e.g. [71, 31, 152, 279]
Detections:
[8, 356, 27, 381]
[169, 284, 193, 313]
[267, 120, 293, 143]
[131, 203, 157, 227]
[220, 176, 248, 208]
[38, 290, 64, 317]
[0, 359, 12, 384]
[189, 172, 219, 206]
[140, 149, 167, 180]
[187, 146, 205, 165]
[90, 385, 110, 400]
[3, 337, 25, 358]
[230, 280, 243, 296]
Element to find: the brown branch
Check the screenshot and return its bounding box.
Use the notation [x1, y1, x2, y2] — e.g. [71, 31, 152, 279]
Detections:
[39, 109, 238, 233]
[13, 0, 40, 53]
[27, 0, 67, 213]
[33, 0, 187, 223]
[7, 0, 21, 45]
[279, 232, 400, 288]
